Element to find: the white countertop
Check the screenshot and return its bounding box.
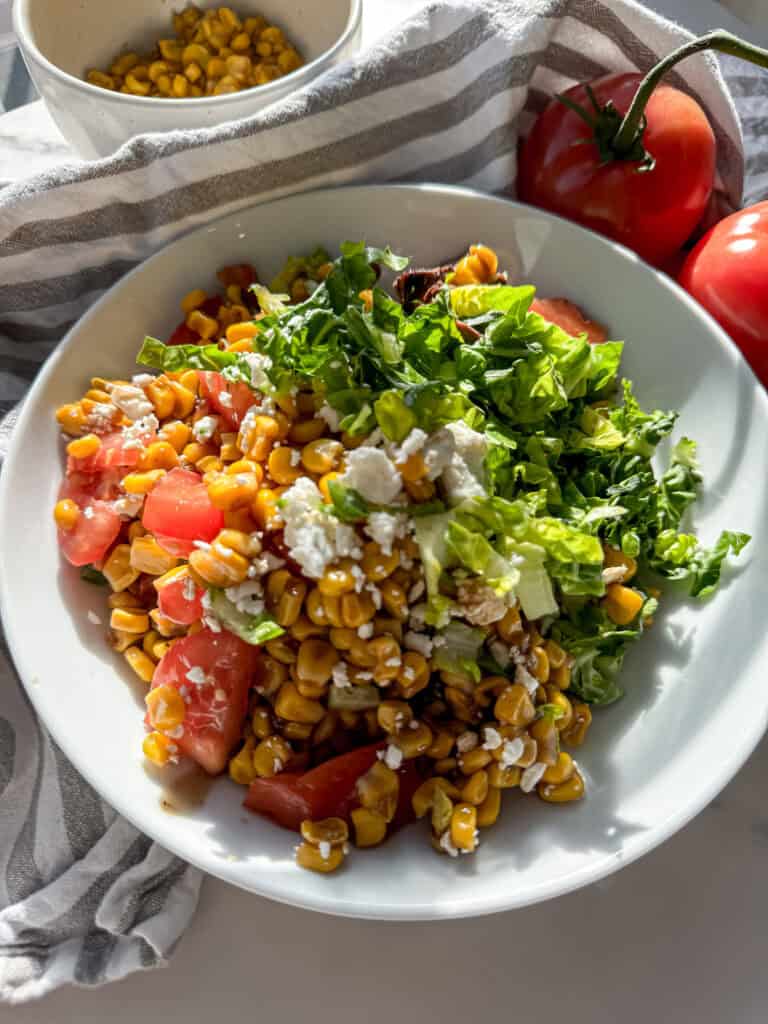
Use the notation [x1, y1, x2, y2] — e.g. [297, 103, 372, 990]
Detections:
[2, 1, 767, 1021]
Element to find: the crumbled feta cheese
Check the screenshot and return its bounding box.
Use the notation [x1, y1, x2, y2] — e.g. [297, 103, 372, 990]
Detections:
[366, 582, 382, 609]
[272, 758, 284, 774]
[421, 428, 455, 480]
[186, 666, 209, 685]
[520, 762, 547, 793]
[500, 737, 525, 768]
[439, 831, 459, 857]
[350, 563, 366, 593]
[224, 579, 265, 616]
[110, 384, 154, 421]
[515, 662, 539, 696]
[384, 656, 402, 668]
[121, 412, 158, 451]
[331, 662, 351, 688]
[279, 477, 362, 578]
[319, 840, 332, 861]
[241, 351, 273, 392]
[366, 428, 384, 447]
[383, 744, 403, 770]
[113, 493, 145, 518]
[166, 724, 185, 740]
[489, 640, 511, 669]
[355, 671, 374, 681]
[364, 511, 406, 556]
[131, 373, 155, 387]
[404, 630, 433, 658]
[193, 415, 219, 442]
[317, 403, 340, 432]
[456, 580, 507, 626]
[87, 610, 101, 625]
[409, 604, 427, 629]
[218, 390, 233, 408]
[289, 448, 301, 466]
[86, 401, 119, 434]
[182, 576, 197, 601]
[602, 565, 627, 584]
[408, 579, 425, 602]
[482, 726, 503, 751]
[357, 622, 374, 639]
[200, 589, 222, 633]
[392, 427, 428, 465]
[456, 731, 479, 753]
[83, 506, 95, 520]
[338, 447, 402, 504]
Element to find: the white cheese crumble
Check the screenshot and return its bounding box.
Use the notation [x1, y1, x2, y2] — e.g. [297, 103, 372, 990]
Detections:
[456, 731, 479, 753]
[182, 576, 197, 601]
[439, 831, 459, 857]
[241, 351, 273, 391]
[110, 384, 154, 421]
[86, 402, 118, 434]
[403, 630, 433, 658]
[224, 579, 265, 616]
[113, 494, 145, 519]
[391, 427, 428, 465]
[364, 511, 406, 556]
[338, 447, 402, 504]
[280, 477, 362, 579]
[482, 726, 503, 751]
[602, 565, 628, 584]
[500, 737, 525, 768]
[193, 415, 219, 442]
[520, 762, 547, 793]
[422, 429, 455, 480]
[489, 640, 511, 669]
[185, 666, 209, 685]
[83, 506, 95, 520]
[132, 373, 155, 387]
[515, 662, 540, 696]
[408, 579, 425, 602]
[121, 412, 158, 451]
[319, 840, 332, 861]
[87, 610, 102, 625]
[383, 744, 403, 770]
[317, 403, 340, 432]
[331, 662, 351, 688]
[218, 390, 233, 408]
[357, 622, 374, 639]
[200, 589, 222, 633]
[289, 448, 301, 466]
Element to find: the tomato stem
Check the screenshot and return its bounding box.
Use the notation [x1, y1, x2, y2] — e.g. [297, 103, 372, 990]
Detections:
[614, 30, 768, 155]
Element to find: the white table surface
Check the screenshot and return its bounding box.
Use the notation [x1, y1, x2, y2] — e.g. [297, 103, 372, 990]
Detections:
[2, 1, 768, 1020]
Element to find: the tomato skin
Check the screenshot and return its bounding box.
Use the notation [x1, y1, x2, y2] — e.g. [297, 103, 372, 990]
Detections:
[519, 73, 715, 266]
[142, 467, 224, 557]
[157, 573, 204, 625]
[151, 628, 258, 775]
[244, 743, 426, 832]
[58, 499, 121, 566]
[679, 201, 768, 387]
[530, 297, 607, 344]
[198, 371, 255, 430]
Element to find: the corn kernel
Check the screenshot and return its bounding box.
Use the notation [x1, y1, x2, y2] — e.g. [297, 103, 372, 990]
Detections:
[110, 608, 150, 634]
[145, 684, 186, 731]
[142, 731, 175, 766]
[124, 646, 156, 683]
[53, 498, 80, 531]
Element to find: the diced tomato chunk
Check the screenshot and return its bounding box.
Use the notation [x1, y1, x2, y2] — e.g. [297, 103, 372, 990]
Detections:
[142, 467, 224, 557]
[66, 429, 154, 475]
[157, 573, 204, 625]
[198, 371, 255, 430]
[150, 628, 258, 774]
[57, 499, 120, 566]
[244, 742, 426, 833]
[531, 297, 608, 344]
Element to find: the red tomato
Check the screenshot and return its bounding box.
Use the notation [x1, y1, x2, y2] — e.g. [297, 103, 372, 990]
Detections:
[57, 473, 122, 566]
[167, 296, 223, 346]
[198, 371, 255, 429]
[142, 467, 224, 557]
[151, 628, 258, 774]
[157, 573, 204, 625]
[679, 201, 768, 387]
[518, 73, 715, 266]
[531, 297, 608, 344]
[66, 429, 154, 475]
[244, 743, 425, 832]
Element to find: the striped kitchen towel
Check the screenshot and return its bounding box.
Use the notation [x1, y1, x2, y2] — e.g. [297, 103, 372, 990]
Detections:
[1, 0, 767, 1004]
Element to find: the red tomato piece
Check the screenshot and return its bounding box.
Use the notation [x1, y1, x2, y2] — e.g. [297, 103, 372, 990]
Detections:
[57, 498, 120, 566]
[142, 467, 224, 557]
[157, 573, 204, 625]
[66, 429, 155, 475]
[531, 297, 608, 345]
[519, 73, 715, 267]
[679, 200, 768, 388]
[150, 628, 258, 775]
[198, 371, 255, 430]
[244, 743, 425, 833]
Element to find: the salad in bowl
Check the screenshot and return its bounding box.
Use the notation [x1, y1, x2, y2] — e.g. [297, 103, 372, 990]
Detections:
[51, 240, 748, 873]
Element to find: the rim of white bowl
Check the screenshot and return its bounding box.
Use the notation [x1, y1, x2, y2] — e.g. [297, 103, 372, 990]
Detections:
[13, 0, 362, 108]
[1, 183, 767, 920]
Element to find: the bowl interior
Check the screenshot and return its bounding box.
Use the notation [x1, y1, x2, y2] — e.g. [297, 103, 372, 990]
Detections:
[22, 0, 351, 80]
[2, 185, 767, 920]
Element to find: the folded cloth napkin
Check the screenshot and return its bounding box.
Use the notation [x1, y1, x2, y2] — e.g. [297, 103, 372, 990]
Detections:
[1, 0, 767, 1004]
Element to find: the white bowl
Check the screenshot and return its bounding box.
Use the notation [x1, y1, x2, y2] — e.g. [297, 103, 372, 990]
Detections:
[14, 0, 362, 159]
[1, 184, 766, 920]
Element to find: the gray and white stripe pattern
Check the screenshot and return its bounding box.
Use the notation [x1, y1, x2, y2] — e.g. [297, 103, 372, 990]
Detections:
[0, 0, 766, 1003]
